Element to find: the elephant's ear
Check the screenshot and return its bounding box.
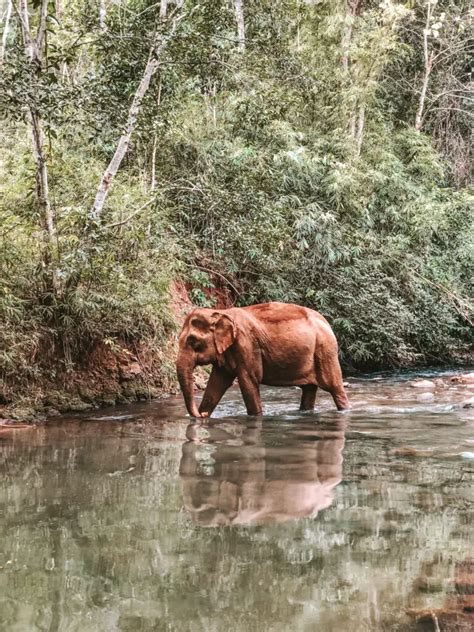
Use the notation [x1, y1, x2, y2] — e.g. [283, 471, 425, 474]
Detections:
[213, 314, 236, 356]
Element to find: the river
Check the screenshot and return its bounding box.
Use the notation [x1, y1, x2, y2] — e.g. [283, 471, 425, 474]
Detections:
[1, 371, 473, 631]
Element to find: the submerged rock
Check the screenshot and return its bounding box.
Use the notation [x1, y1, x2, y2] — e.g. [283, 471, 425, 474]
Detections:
[67, 398, 93, 412]
[451, 373, 474, 385]
[417, 392, 435, 402]
[410, 379, 436, 389]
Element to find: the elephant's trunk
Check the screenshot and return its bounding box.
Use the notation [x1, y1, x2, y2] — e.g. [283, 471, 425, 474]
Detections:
[176, 352, 200, 418]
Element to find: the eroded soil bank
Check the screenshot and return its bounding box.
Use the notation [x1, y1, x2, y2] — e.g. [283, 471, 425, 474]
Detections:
[0, 282, 209, 423]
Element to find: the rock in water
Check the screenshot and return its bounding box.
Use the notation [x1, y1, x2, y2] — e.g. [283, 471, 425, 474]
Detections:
[416, 392, 435, 402]
[410, 379, 436, 389]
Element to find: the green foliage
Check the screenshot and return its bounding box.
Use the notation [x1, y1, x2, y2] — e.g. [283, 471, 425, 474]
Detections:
[0, 132, 175, 381]
[0, 0, 472, 390]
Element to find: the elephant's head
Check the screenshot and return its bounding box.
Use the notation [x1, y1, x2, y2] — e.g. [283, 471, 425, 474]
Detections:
[176, 309, 236, 417]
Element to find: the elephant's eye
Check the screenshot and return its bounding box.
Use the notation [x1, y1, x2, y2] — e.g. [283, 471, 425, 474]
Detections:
[187, 335, 204, 351]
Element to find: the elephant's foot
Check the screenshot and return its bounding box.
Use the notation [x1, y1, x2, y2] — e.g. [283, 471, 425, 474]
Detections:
[333, 391, 351, 410]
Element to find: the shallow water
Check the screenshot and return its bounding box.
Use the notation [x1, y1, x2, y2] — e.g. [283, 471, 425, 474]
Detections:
[1, 372, 473, 631]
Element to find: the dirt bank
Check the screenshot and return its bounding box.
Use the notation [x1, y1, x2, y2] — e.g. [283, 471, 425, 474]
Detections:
[0, 281, 202, 424]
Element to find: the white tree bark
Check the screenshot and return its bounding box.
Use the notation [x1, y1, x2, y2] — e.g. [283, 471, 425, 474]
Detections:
[150, 135, 158, 190]
[234, 0, 245, 52]
[99, 0, 107, 31]
[0, 0, 13, 68]
[90, 14, 183, 221]
[36, 0, 48, 53]
[160, 0, 167, 19]
[415, 1, 434, 131]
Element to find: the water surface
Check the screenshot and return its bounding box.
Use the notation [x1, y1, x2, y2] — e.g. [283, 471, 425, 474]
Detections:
[1, 372, 473, 631]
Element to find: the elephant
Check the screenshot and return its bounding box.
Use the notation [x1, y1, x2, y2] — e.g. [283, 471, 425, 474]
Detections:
[176, 302, 350, 418]
[179, 418, 346, 526]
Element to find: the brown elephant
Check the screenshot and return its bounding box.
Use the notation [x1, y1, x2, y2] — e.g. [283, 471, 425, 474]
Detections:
[176, 302, 350, 418]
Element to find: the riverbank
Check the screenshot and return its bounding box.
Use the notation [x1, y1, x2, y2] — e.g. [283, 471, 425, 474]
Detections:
[0, 281, 204, 424]
[2, 359, 473, 426]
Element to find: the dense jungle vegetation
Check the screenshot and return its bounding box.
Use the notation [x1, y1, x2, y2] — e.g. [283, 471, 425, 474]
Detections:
[0, 0, 473, 403]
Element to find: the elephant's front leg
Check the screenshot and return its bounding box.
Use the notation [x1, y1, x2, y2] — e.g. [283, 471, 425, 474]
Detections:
[237, 370, 263, 415]
[198, 366, 235, 417]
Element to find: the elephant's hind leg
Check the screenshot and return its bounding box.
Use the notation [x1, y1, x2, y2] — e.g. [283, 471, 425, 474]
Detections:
[314, 357, 350, 411]
[300, 384, 318, 411]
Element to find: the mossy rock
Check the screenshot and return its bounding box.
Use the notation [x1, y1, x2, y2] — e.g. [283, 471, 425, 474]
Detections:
[135, 386, 161, 400]
[9, 407, 38, 422]
[67, 398, 93, 412]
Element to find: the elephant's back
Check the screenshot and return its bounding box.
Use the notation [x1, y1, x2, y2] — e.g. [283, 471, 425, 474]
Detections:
[242, 302, 332, 330]
[241, 302, 338, 356]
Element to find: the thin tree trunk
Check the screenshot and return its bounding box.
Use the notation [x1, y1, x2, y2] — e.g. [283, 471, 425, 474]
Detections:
[36, 0, 48, 53]
[99, 0, 107, 30]
[234, 0, 245, 52]
[355, 103, 365, 157]
[348, 113, 356, 138]
[341, 0, 361, 71]
[30, 110, 56, 242]
[150, 79, 162, 190]
[160, 0, 167, 19]
[415, 1, 433, 132]
[341, 20, 353, 72]
[150, 135, 158, 190]
[0, 0, 12, 68]
[90, 14, 183, 221]
[415, 56, 433, 131]
[18, 0, 58, 289]
[19, 0, 34, 60]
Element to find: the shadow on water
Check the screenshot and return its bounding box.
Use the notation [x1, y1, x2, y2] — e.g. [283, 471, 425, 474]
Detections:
[0, 371, 473, 631]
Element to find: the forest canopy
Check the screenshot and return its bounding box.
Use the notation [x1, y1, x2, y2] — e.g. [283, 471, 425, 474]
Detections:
[0, 0, 473, 392]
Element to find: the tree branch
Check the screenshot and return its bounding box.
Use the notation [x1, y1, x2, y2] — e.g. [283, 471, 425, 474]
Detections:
[89, 12, 185, 222]
[103, 198, 155, 229]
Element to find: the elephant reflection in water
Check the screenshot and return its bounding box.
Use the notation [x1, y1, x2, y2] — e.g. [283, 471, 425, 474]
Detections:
[179, 419, 346, 526]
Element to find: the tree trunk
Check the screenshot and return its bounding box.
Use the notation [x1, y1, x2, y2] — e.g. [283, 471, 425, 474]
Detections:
[99, 1, 107, 31]
[355, 103, 365, 157]
[415, 1, 434, 132]
[415, 56, 433, 131]
[18, 0, 59, 290]
[90, 15, 183, 221]
[160, 0, 167, 19]
[341, 0, 361, 71]
[30, 110, 56, 242]
[150, 135, 158, 190]
[234, 0, 245, 52]
[36, 0, 48, 53]
[0, 0, 12, 68]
